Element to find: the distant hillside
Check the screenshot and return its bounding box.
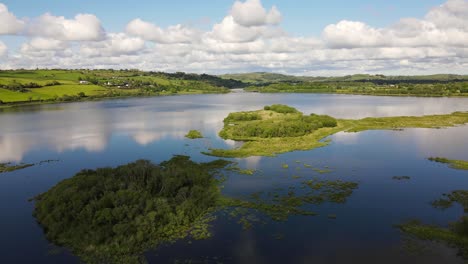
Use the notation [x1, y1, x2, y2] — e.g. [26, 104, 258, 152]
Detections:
[220, 72, 468, 85]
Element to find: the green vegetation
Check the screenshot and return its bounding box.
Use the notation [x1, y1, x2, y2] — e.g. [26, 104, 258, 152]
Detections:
[245, 82, 468, 97]
[33, 156, 231, 264]
[428, 157, 468, 170]
[222, 72, 468, 97]
[206, 105, 468, 158]
[221, 72, 468, 84]
[32, 155, 360, 263]
[185, 130, 203, 139]
[0, 162, 34, 173]
[398, 190, 468, 259]
[392, 176, 411, 180]
[222, 178, 358, 221]
[0, 69, 240, 107]
[226, 165, 256, 175]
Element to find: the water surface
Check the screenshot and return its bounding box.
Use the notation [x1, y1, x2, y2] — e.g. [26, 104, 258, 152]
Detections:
[1, 93, 467, 263]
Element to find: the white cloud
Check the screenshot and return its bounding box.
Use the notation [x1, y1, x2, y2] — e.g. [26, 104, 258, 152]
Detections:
[323, 20, 385, 48]
[28, 13, 105, 41]
[210, 16, 263, 43]
[80, 33, 145, 57]
[0, 3, 25, 34]
[21, 38, 68, 52]
[126, 18, 199, 44]
[0, 0, 467, 75]
[230, 0, 282, 27]
[0, 41, 7, 56]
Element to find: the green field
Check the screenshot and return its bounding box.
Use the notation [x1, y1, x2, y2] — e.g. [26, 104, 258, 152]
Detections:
[0, 69, 233, 105]
[0, 85, 106, 102]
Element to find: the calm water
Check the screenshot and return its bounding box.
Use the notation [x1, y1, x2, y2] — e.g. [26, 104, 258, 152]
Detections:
[1, 93, 468, 263]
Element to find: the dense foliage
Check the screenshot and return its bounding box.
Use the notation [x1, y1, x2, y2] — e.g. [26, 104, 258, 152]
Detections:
[264, 104, 298, 114]
[221, 106, 337, 139]
[33, 156, 231, 264]
[185, 130, 203, 139]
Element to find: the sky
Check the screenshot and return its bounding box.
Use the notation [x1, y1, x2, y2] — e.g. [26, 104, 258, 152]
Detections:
[0, 0, 467, 76]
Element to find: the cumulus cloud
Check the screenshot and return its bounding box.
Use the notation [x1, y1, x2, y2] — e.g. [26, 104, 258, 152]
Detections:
[21, 38, 68, 52]
[0, 3, 25, 34]
[230, 0, 282, 27]
[80, 33, 145, 57]
[1, 0, 468, 75]
[28, 13, 105, 41]
[323, 20, 385, 48]
[0, 41, 7, 56]
[126, 18, 199, 44]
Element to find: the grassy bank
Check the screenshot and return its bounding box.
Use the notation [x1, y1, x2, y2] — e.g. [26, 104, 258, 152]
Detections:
[205, 105, 468, 158]
[0, 69, 236, 108]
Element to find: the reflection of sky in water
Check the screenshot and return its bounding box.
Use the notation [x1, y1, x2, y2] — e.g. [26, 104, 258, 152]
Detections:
[1, 93, 468, 263]
[1, 93, 468, 163]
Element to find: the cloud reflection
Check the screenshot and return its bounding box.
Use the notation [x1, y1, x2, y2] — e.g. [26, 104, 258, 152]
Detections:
[0, 94, 467, 163]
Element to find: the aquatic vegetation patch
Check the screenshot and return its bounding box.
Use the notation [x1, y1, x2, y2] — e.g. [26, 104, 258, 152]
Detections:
[206, 106, 468, 158]
[428, 157, 468, 170]
[398, 190, 468, 259]
[0, 162, 34, 173]
[392, 176, 411, 180]
[185, 129, 203, 139]
[221, 178, 358, 222]
[226, 165, 256, 175]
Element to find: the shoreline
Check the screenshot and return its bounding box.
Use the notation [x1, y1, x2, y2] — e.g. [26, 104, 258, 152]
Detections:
[3, 90, 468, 110]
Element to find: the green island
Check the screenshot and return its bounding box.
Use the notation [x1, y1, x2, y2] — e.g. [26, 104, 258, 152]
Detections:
[33, 156, 359, 263]
[204, 104, 468, 158]
[185, 130, 204, 139]
[398, 190, 468, 259]
[428, 157, 468, 170]
[0, 69, 243, 108]
[222, 72, 468, 97]
[0, 162, 34, 173]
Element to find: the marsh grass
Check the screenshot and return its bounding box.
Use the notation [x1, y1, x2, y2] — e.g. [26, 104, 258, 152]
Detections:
[428, 157, 468, 170]
[398, 190, 468, 259]
[206, 106, 468, 158]
[0, 162, 34, 173]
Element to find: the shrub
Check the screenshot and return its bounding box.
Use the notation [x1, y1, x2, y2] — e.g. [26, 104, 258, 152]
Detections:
[266, 104, 299, 114]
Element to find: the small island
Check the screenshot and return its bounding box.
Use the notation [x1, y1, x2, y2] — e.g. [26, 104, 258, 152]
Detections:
[428, 157, 468, 170]
[185, 130, 204, 139]
[204, 105, 468, 158]
[32, 156, 360, 263]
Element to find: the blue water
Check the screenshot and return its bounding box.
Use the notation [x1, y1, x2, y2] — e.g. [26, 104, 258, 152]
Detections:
[1, 93, 467, 263]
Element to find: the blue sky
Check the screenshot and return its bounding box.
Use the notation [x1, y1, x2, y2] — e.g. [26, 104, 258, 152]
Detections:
[2, 0, 444, 34]
[0, 0, 466, 75]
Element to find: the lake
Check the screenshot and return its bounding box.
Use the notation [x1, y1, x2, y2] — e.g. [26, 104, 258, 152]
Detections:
[1, 93, 468, 263]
